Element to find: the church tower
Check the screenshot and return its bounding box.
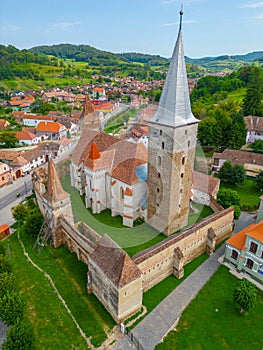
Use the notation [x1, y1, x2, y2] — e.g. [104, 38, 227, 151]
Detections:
[147, 10, 199, 236]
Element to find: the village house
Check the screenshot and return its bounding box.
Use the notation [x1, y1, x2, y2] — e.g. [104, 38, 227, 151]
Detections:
[22, 114, 57, 127]
[0, 224, 10, 240]
[0, 147, 46, 180]
[92, 87, 106, 99]
[213, 149, 263, 177]
[0, 162, 11, 186]
[191, 171, 220, 206]
[36, 121, 67, 140]
[244, 115, 263, 143]
[15, 131, 42, 146]
[42, 91, 76, 103]
[0, 119, 10, 130]
[224, 211, 263, 284]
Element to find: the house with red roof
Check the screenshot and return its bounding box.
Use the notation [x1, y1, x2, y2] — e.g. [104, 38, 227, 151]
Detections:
[15, 131, 42, 146]
[22, 114, 56, 127]
[36, 121, 67, 140]
[0, 224, 10, 240]
[224, 211, 263, 283]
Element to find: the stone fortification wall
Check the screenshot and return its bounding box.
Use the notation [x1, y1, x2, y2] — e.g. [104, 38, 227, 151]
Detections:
[133, 208, 234, 291]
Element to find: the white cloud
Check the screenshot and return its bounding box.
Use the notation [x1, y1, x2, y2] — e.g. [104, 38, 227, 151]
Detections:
[2, 24, 21, 31]
[242, 2, 263, 8]
[255, 13, 263, 18]
[50, 21, 80, 31]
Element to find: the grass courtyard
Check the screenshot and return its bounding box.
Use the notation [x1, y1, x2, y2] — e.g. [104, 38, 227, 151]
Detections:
[219, 177, 261, 211]
[60, 175, 213, 257]
[156, 265, 263, 350]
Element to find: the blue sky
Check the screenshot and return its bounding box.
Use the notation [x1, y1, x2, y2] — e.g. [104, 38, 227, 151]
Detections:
[0, 0, 263, 58]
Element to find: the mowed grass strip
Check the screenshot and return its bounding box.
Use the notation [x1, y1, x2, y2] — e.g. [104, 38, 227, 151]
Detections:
[156, 266, 263, 350]
[21, 230, 115, 347]
[4, 232, 89, 350]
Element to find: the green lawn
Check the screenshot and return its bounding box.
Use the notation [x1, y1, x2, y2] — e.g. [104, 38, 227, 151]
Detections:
[2, 230, 115, 349]
[61, 176, 213, 257]
[156, 266, 263, 350]
[220, 178, 261, 211]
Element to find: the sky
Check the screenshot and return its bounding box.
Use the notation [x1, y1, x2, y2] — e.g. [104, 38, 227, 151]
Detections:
[0, 0, 263, 58]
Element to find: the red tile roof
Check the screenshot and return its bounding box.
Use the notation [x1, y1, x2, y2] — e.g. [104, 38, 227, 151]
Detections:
[15, 131, 37, 141]
[192, 171, 220, 196]
[89, 235, 141, 288]
[36, 121, 64, 133]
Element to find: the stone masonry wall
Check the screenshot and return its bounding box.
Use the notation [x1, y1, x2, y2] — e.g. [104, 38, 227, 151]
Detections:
[133, 208, 234, 291]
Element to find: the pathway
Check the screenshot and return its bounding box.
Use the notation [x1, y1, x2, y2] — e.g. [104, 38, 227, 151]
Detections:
[111, 244, 226, 350]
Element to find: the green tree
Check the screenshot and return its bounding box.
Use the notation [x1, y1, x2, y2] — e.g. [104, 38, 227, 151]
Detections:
[217, 188, 241, 218]
[218, 161, 233, 182]
[0, 291, 25, 326]
[0, 131, 18, 148]
[231, 164, 246, 185]
[0, 255, 12, 274]
[255, 170, 263, 190]
[2, 320, 34, 350]
[250, 140, 263, 154]
[243, 68, 263, 116]
[233, 279, 258, 314]
[24, 210, 43, 237]
[12, 204, 29, 224]
[0, 272, 15, 299]
[217, 188, 240, 207]
[228, 112, 247, 150]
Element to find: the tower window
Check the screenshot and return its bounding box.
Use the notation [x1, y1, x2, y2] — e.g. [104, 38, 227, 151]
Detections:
[185, 130, 188, 135]
[181, 173, 184, 178]
[153, 131, 158, 138]
[188, 140, 190, 147]
[162, 142, 164, 150]
[182, 157, 185, 165]
[158, 172, 161, 178]
[158, 156, 161, 166]
[160, 130, 162, 136]
[157, 187, 160, 193]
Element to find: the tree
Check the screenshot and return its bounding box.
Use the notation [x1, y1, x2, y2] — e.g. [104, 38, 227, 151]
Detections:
[218, 161, 232, 182]
[2, 320, 33, 350]
[231, 164, 246, 185]
[0, 272, 15, 299]
[0, 255, 12, 274]
[243, 68, 263, 117]
[250, 140, 263, 154]
[0, 131, 18, 148]
[233, 279, 257, 314]
[217, 188, 241, 218]
[24, 210, 43, 237]
[255, 170, 263, 190]
[0, 291, 25, 326]
[218, 161, 245, 185]
[12, 204, 29, 224]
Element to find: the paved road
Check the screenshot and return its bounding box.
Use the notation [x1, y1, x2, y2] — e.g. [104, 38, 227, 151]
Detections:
[0, 174, 32, 226]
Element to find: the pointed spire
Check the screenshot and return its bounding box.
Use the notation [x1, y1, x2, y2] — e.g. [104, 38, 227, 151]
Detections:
[45, 158, 68, 202]
[88, 141, 100, 160]
[149, 9, 198, 127]
[81, 95, 94, 118]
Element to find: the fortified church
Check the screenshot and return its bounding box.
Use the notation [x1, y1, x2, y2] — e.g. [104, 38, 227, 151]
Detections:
[33, 12, 234, 322]
[70, 11, 199, 234]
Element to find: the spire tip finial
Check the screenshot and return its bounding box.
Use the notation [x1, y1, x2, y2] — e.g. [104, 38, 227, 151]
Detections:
[179, 5, 183, 29]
